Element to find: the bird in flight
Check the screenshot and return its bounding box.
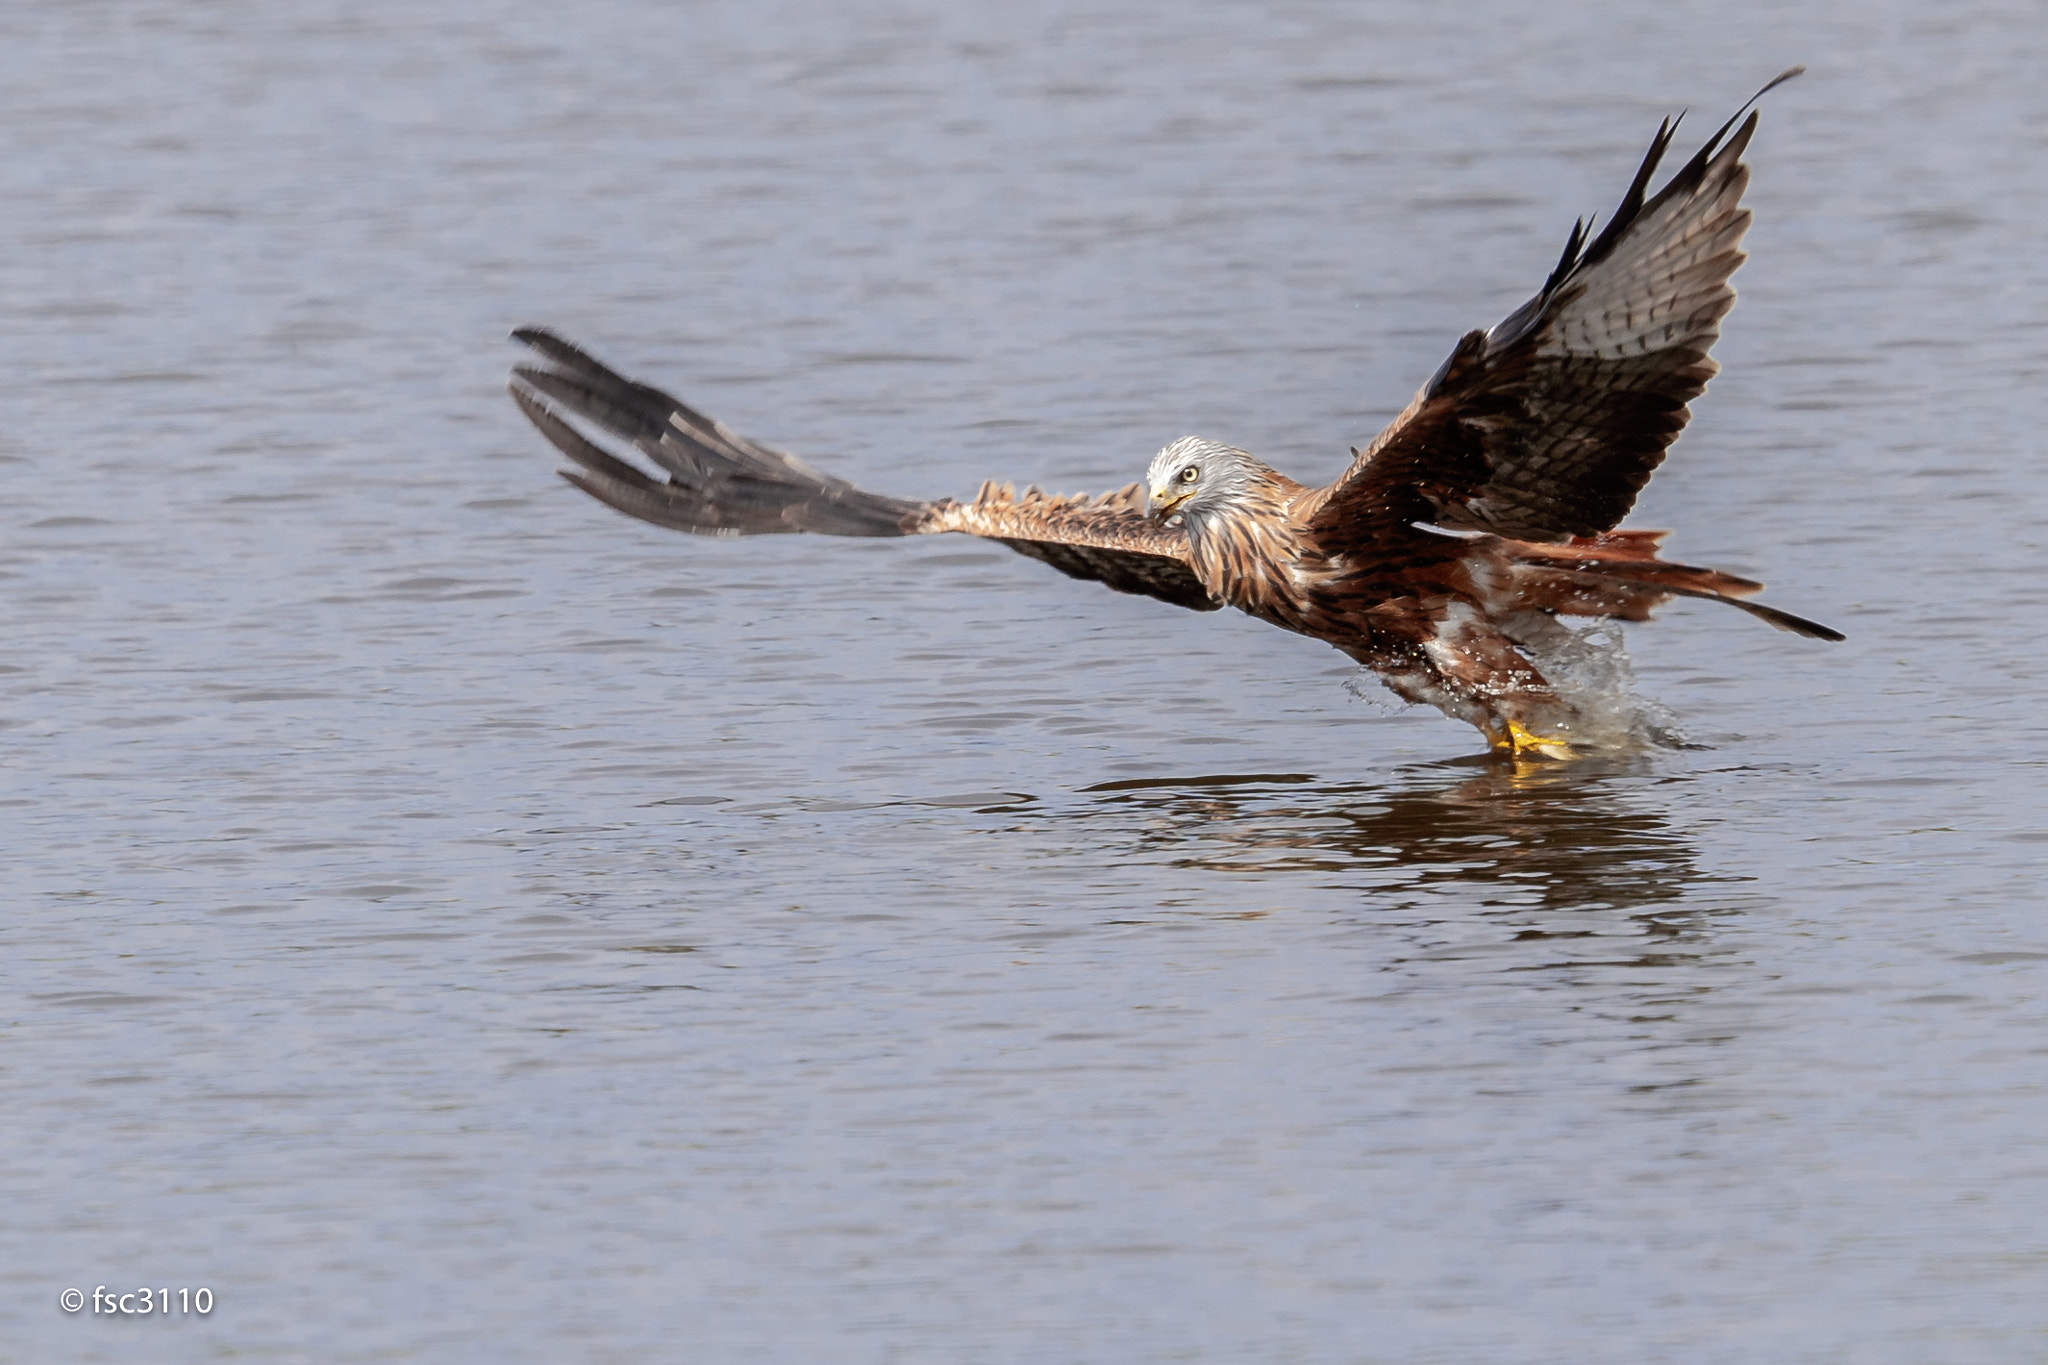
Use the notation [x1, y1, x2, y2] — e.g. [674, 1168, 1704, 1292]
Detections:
[509, 69, 1838, 760]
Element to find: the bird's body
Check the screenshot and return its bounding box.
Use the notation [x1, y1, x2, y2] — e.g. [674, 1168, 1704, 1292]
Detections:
[510, 70, 1838, 759]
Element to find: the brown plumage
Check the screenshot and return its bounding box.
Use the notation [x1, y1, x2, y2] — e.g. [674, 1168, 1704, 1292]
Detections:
[508, 70, 1839, 758]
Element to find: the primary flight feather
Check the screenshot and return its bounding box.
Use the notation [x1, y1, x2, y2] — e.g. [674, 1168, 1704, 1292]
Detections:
[509, 69, 1838, 759]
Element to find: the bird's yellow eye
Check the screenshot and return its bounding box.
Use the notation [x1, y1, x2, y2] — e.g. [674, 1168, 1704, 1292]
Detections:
[1178, 465, 1199, 483]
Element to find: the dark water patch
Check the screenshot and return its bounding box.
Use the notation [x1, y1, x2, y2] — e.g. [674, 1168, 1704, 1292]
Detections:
[1293, 73, 1405, 89]
[32, 993, 184, 1009]
[26, 516, 112, 529]
[1084, 772, 1318, 792]
[914, 791, 1037, 808]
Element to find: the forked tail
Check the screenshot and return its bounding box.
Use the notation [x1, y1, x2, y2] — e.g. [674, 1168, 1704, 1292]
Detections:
[1511, 533, 1844, 641]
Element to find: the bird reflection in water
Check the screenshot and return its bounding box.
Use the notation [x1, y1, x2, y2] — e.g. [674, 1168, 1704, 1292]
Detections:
[1074, 759, 1717, 920]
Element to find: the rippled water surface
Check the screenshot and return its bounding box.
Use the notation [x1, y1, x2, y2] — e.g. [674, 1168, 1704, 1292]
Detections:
[6, 2, 2047, 1361]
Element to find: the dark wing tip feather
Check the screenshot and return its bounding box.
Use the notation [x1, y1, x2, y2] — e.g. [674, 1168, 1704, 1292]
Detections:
[556, 468, 748, 537]
[510, 326, 610, 381]
[1574, 114, 1683, 272]
[1492, 216, 1597, 347]
[1580, 66, 1801, 273]
[1544, 214, 1596, 296]
[509, 381, 653, 488]
[1492, 66, 1804, 354]
[510, 328, 927, 537]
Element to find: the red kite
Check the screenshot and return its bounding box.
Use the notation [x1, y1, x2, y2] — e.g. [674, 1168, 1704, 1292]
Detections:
[510, 69, 1837, 759]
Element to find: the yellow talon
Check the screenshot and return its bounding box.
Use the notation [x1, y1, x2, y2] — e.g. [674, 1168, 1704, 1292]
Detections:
[1500, 718, 1576, 760]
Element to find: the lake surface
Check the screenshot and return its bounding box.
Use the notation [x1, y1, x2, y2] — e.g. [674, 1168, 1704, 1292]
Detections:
[5, 2, 2046, 1361]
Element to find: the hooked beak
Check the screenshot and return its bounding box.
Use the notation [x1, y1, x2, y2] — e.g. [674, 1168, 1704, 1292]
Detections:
[1149, 486, 1192, 523]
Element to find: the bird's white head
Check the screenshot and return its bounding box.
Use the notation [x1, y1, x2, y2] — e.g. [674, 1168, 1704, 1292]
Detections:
[1145, 436, 1263, 526]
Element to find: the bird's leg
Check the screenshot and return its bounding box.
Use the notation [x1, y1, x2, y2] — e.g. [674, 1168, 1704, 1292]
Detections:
[1404, 609, 1582, 759]
[1347, 618, 1580, 758]
[1498, 716, 1577, 760]
[1477, 712, 1574, 758]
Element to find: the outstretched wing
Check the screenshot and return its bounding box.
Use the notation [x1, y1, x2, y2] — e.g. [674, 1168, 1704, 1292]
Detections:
[918, 480, 1220, 610]
[508, 329, 1219, 611]
[1305, 69, 1802, 547]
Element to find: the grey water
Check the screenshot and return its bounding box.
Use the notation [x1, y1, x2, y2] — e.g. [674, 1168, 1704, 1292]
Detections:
[5, 2, 2046, 1361]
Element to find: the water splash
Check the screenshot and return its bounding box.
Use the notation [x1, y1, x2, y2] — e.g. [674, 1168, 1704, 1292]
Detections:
[1522, 621, 1686, 751]
[1343, 621, 1686, 752]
